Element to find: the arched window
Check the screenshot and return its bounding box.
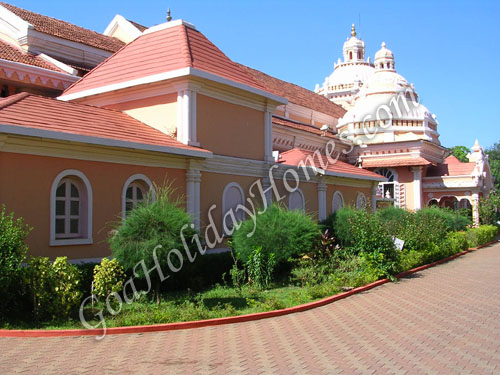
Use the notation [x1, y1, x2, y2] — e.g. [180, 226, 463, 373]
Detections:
[222, 182, 245, 234]
[50, 170, 92, 246]
[122, 174, 155, 218]
[356, 192, 367, 210]
[332, 191, 344, 213]
[349, 51, 353, 60]
[374, 168, 397, 200]
[289, 189, 305, 211]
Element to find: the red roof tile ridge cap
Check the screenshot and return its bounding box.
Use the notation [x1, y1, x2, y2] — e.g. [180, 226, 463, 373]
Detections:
[61, 37, 140, 95]
[181, 24, 194, 66]
[0, 92, 30, 110]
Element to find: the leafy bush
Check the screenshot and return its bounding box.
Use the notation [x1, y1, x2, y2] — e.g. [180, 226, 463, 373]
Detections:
[416, 207, 470, 232]
[479, 192, 500, 225]
[445, 231, 469, 255]
[75, 262, 97, 297]
[246, 247, 277, 289]
[0, 205, 31, 317]
[399, 250, 425, 271]
[27, 257, 82, 319]
[109, 186, 197, 302]
[466, 225, 498, 248]
[232, 203, 320, 265]
[93, 258, 126, 299]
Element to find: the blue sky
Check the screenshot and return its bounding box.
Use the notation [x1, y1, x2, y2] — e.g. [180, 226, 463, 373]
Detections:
[8, 0, 499, 149]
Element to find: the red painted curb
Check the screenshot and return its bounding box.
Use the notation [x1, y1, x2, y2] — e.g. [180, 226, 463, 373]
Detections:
[1, 240, 497, 338]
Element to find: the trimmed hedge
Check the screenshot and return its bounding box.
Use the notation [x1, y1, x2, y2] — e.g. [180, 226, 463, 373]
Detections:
[466, 225, 498, 248]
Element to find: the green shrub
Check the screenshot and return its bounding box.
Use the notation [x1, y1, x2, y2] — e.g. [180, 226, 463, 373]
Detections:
[416, 207, 470, 232]
[93, 258, 126, 299]
[0, 205, 31, 318]
[466, 225, 498, 248]
[399, 250, 425, 271]
[334, 207, 399, 276]
[445, 231, 468, 255]
[109, 186, 197, 302]
[232, 203, 320, 264]
[75, 262, 97, 297]
[27, 256, 82, 319]
[479, 192, 500, 225]
[246, 247, 277, 289]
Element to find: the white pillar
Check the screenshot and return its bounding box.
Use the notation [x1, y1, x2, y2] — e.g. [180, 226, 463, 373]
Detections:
[412, 167, 423, 210]
[264, 108, 273, 163]
[177, 89, 199, 147]
[317, 182, 327, 221]
[371, 183, 378, 213]
[186, 169, 202, 230]
[472, 192, 480, 228]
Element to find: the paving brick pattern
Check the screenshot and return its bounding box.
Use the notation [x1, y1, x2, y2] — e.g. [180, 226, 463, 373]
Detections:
[1, 243, 500, 374]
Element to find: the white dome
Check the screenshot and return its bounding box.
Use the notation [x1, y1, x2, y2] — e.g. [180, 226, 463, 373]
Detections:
[328, 63, 375, 86]
[374, 42, 394, 61]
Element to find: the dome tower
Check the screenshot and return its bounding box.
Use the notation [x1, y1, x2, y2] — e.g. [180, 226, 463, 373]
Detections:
[315, 24, 375, 110]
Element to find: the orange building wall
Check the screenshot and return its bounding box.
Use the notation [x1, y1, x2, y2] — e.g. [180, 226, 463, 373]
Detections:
[0, 152, 186, 260]
[197, 94, 265, 160]
[326, 184, 373, 215]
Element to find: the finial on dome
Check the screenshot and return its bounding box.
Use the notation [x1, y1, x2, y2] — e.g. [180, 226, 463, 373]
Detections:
[351, 24, 356, 37]
[166, 8, 172, 22]
[381, 42, 386, 48]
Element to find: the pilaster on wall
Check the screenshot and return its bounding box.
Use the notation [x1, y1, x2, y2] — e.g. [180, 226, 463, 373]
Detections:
[317, 182, 327, 221]
[177, 84, 200, 147]
[472, 192, 480, 228]
[264, 107, 274, 163]
[412, 166, 423, 210]
[186, 167, 202, 230]
[371, 183, 378, 213]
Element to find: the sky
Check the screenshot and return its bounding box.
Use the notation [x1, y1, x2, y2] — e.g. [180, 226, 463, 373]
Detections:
[7, 0, 500, 149]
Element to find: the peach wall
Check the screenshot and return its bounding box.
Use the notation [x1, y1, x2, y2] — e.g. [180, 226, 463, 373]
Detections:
[326, 184, 372, 215]
[197, 94, 265, 160]
[395, 166, 415, 210]
[105, 93, 178, 136]
[0, 152, 186, 260]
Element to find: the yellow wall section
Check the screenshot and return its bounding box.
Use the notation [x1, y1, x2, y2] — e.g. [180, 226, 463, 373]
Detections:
[0, 152, 186, 260]
[197, 94, 265, 160]
[106, 93, 178, 137]
[326, 184, 373, 215]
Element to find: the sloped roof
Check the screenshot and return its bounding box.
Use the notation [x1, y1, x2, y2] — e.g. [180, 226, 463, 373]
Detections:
[272, 115, 336, 139]
[279, 148, 385, 180]
[426, 156, 476, 177]
[0, 92, 210, 157]
[0, 39, 63, 72]
[61, 22, 270, 99]
[238, 64, 346, 119]
[1, 3, 124, 52]
[362, 156, 432, 168]
[127, 19, 147, 32]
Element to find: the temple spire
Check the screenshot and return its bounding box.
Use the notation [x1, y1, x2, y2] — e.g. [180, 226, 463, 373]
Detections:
[351, 24, 356, 37]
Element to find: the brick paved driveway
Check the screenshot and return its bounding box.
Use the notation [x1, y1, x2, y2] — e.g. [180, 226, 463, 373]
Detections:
[1, 243, 500, 374]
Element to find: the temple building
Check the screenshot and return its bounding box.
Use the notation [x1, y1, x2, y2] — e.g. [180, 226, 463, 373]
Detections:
[316, 26, 494, 225]
[0, 4, 494, 262]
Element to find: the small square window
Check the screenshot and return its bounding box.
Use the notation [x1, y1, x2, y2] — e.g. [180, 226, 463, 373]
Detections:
[55, 219, 65, 234]
[56, 200, 65, 215]
[70, 219, 79, 234]
[70, 200, 79, 216]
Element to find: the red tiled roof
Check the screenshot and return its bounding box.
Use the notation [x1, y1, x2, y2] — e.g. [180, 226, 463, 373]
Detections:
[237, 64, 346, 119]
[0, 93, 210, 156]
[362, 156, 432, 168]
[426, 157, 476, 177]
[272, 115, 336, 139]
[0, 39, 64, 72]
[279, 148, 384, 180]
[1, 3, 125, 53]
[62, 23, 268, 97]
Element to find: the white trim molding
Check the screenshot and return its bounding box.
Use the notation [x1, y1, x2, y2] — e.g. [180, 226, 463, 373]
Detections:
[121, 174, 155, 219]
[50, 169, 93, 246]
[317, 182, 327, 220]
[332, 190, 345, 213]
[222, 182, 245, 234]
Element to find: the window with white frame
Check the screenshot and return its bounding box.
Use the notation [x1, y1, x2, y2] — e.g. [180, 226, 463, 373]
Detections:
[289, 189, 305, 211]
[55, 178, 81, 238]
[50, 170, 92, 246]
[222, 182, 245, 234]
[373, 168, 397, 200]
[332, 191, 344, 213]
[356, 192, 367, 210]
[122, 174, 155, 219]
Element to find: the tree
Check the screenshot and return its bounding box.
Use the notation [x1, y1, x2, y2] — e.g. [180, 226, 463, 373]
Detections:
[450, 145, 470, 162]
[485, 142, 500, 191]
[109, 186, 197, 304]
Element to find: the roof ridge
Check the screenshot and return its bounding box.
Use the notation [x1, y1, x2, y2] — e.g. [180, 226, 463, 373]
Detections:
[0, 92, 30, 110]
[181, 25, 194, 66]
